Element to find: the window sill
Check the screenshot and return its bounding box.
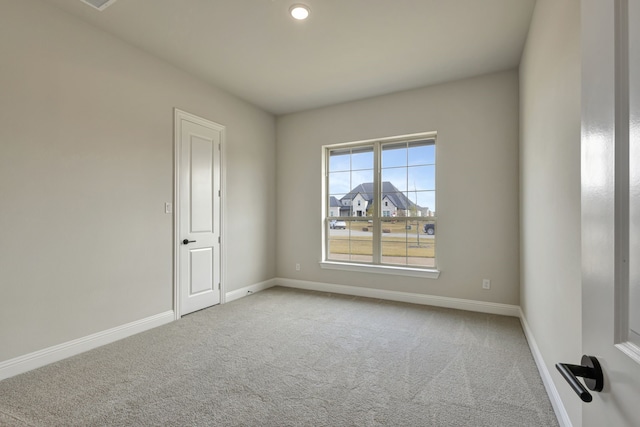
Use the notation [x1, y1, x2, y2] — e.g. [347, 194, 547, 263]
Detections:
[319, 261, 440, 279]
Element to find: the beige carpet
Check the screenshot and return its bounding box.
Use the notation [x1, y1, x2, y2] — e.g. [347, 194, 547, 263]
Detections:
[0, 287, 558, 426]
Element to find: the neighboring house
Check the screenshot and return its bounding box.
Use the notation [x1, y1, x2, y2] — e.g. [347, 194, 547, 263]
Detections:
[328, 196, 341, 217]
[381, 195, 396, 217]
[339, 182, 431, 217]
[352, 193, 369, 217]
[419, 207, 435, 217]
[338, 197, 352, 217]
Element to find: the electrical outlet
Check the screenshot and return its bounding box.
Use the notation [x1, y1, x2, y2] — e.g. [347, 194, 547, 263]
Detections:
[164, 202, 172, 214]
[295, 263, 301, 271]
[482, 279, 491, 290]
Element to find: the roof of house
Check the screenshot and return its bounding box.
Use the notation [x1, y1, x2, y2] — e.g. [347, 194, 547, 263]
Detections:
[341, 182, 417, 210]
[329, 196, 341, 207]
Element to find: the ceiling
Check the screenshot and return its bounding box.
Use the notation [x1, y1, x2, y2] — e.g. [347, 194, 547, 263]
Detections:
[44, 0, 536, 115]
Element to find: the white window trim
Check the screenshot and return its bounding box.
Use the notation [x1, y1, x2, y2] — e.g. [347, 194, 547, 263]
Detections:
[322, 131, 438, 276]
[320, 261, 440, 279]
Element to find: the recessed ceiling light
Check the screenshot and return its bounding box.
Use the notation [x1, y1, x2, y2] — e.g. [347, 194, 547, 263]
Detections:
[290, 4, 310, 20]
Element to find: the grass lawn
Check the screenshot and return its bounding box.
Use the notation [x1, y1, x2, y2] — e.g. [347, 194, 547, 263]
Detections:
[329, 236, 435, 257]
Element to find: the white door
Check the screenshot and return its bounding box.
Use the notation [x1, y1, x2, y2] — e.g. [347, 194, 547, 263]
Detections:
[175, 109, 223, 316]
[581, 0, 640, 425]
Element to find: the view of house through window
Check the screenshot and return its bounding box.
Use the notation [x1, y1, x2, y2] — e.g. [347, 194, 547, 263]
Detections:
[325, 134, 436, 268]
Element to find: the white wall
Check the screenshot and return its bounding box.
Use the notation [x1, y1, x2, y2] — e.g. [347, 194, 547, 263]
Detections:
[276, 70, 520, 305]
[519, 0, 581, 424]
[0, 0, 276, 362]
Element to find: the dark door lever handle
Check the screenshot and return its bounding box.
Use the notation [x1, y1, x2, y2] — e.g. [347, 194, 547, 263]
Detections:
[555, 355, 603, 402]
[182, 239, 196, 245]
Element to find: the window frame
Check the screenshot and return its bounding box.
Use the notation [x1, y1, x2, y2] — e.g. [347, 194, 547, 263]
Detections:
[321, 132, 440, 279]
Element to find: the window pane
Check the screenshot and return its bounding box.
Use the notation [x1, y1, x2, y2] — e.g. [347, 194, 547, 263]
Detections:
[351, 194, 368, 217]
[362, 194, 374, 217]
[380, 219, 436, 267]
[401, 192, 419, 217]
[408, 140, 435, 166]
[352, 169, 373, 189]
[327, 220, 373, 263]
[381, 168, 407, 192]
[381, 220, 408, 265]
[351, 146, 373, 170]
[408, 165, 435, 191]
[382, 143, 407, 168]
[381, 195, 395, 217]
[344, 193, 374, 217]
[328, 222, 348, 261]
[408, 219, 436, 267]
[329, 171, 351, 195]
[350, 218, 373, 262]
[410, 191, 436, 215]
[328, 194, 345, 217]
[382, 191, 412, 217]
[343, 182, 371, 217]
[329, 149, 351, 172]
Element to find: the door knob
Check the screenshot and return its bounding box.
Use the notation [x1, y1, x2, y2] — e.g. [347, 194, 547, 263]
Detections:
[556, 355, 604, 402]
[182, 239, 196, 245]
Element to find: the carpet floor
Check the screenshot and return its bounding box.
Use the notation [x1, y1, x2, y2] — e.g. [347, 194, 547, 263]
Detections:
[0, 287, 559, 426]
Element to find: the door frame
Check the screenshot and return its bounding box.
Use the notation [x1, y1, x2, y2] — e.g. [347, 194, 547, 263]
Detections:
[581, 0, 640, 425]
[173, 108, 227, 319]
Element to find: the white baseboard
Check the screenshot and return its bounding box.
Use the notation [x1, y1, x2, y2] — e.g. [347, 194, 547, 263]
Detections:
[275, 278, 521, 317]
[0, 310, 174, 381]
[225, 278, 277, 303]
[519, 309, 572, 427]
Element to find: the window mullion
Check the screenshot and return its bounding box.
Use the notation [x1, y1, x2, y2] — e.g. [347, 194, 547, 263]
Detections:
[373, 142, 381, 264]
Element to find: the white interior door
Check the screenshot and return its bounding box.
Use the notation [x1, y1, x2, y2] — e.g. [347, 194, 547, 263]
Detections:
[176, 109, 223, 316]
[580, 0, 640, 425]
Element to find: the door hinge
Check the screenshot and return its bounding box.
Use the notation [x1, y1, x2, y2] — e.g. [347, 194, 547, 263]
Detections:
[218, 143, 221, 151]
[218, 283, 221, 290]
[218, 236, 221, 244]
[218, 190, 221, 197]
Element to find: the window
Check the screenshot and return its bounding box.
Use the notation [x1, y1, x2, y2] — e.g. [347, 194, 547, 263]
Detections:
[323, 133, 436, 272]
